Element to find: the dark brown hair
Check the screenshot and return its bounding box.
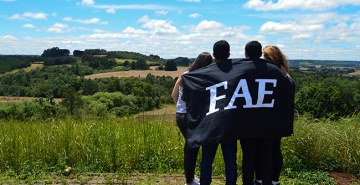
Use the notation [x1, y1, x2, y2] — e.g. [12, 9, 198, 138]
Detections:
[188, 52, 213, 72]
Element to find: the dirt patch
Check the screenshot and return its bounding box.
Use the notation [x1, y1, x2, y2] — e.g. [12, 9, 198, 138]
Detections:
[329, 172, 360, 185]
[0, 96, 61, 103]
[133, 105, 176, 123]
[85, 66, 187, 79]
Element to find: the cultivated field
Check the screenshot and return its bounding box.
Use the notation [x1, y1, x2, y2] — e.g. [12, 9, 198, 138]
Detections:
[0, 96, 61, 103]
[85, 66, 187, 79]
[348, 70, 360, 76]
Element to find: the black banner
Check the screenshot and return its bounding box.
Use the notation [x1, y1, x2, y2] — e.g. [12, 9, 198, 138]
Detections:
[182, 58, 295, 147]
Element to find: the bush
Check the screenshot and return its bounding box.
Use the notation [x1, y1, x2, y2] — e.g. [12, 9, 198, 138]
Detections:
[164, 60, 177, 71]
[43, 57, 76, 66]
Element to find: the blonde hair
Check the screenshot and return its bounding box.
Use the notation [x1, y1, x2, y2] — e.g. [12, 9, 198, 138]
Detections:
[263, 45, 289, 73]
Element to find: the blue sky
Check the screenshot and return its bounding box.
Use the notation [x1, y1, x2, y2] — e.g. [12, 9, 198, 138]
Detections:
[1, 0, 360, 60]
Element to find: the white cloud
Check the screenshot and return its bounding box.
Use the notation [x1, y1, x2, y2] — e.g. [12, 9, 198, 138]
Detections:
[1, 0, 16, 2]
[123, 27, 148, 34]
[0, 35, 18, 40]
[156, 10, 168, 15]
[22, 23, 35, 29]
[93, 29, 106, 33]
[9, 12, 47, 20]
[106, 8, 116, 14]
[260, 21, 323, 35]
[183, 0, 201, 2]
[47, 23, 69, 33]
[139, 15, 179, 35]
[244, 0, 360, 11]
[193, 20, 223, 32]
[63, 17, 108, 24]
[94, 4, 173, 11]
[189, 13, 201, 18]
[82, 0, 94, 6]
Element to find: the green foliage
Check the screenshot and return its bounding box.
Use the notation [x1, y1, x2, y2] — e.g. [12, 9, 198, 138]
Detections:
[0, 56, 31, 74]
[164, 60, 177, 71]
[294, 72, 360, 119]
[0, 99, 61, 120]
[84, 49, 107, 55]
[129, 59, 149, 70]
[107, 51, 163, 63]
[0, 114, 357, 184]
[81, 54, 117, 69]
[83, 92, 140, 116]
[41, 47, 70, 57]
[61, 87, 83, 115]
[282, 115, 360, 173]
[169, 57, 191, 67]
[73, 50, 84, 57]
[43, 57, 77, 66]
[0, 66, 79, 98]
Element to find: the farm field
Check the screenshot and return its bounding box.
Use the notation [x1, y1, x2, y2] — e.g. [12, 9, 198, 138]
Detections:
[348, 70, 360, 76]
[0, 96, 61, 103]
[85, 66, 188, 79]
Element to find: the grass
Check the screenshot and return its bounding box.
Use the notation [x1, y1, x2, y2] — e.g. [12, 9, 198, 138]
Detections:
[0, 109, 359, 184]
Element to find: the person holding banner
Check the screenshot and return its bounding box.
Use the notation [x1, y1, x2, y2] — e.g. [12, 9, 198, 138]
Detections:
[199, 40, 238, 185]
[182, 40, 295, 185]
[171, 52, 213, 185]
[239, 41, 276, 185]
[252, 45, 291, 185]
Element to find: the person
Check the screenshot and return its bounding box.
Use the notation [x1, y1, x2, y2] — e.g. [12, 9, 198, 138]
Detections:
[171, 52, 213, 185]
[239, 41, 274, 185]
[253, 45, 291, 185]
[181, 40, 295, 185]
[199, 40, 237, 185]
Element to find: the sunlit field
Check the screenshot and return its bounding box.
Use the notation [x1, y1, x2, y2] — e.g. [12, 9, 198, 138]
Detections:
[0, 106, 359, 184]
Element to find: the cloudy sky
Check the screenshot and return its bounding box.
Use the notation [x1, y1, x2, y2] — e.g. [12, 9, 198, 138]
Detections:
[1, 0, 360, 60]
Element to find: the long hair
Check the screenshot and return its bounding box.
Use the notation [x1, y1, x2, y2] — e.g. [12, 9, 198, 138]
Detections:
[263, 45, 289, 73]
[188, 52, 213, 72]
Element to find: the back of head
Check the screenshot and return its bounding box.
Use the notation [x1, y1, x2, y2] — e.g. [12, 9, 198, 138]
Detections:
[189, 52, 213, 72]
[213, 40, 230, 60]
[263, 45, 289, 73]
[245, 40, 262, 58]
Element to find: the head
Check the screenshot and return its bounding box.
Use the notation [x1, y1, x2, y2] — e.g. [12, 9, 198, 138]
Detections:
[213, 40, 230, 60]
[263, 45, 289, 73]
[245, 41, 262, 58]
[188, 52, 213, 72]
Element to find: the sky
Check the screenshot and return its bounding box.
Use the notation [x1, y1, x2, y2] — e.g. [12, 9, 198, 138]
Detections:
[1, 0, 360, 60]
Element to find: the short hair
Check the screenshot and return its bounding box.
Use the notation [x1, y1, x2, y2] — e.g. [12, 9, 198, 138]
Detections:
[213, 40, 230, 60]
[245, 41, 262, 58]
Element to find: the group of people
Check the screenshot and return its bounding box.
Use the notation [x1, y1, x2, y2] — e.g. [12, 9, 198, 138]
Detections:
[171, 40, 294, 185]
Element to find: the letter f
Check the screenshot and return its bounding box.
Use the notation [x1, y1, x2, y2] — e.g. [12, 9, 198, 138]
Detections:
[206, 81, 227, 115]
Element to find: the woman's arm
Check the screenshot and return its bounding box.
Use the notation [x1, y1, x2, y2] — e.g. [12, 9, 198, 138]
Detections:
[171, 76, 183, 104]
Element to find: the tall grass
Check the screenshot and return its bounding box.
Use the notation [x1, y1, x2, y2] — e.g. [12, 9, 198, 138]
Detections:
[283, 115, 360, 174]
[0, 114, 359, 177]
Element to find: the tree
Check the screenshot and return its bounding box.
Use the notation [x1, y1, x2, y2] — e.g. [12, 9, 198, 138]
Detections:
[82, 79, 98, 95]
[73, 50, 84, 57]
[41, 47, 70, 57]
[164, 60, 177, 71]
[61, 87, 83, 115]
[130, 59, 149, 70]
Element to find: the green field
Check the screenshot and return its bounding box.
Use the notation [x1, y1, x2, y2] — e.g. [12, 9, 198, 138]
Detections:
[0, 107, 359, 184]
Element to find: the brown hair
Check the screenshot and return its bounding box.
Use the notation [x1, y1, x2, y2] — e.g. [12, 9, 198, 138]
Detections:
[188, 52, 213, 72]
[263, 45, 289, 73]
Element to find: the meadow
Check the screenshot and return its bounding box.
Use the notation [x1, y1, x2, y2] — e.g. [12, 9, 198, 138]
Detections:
[85, 66, 188, 79]
[0, 106, 359, 184]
